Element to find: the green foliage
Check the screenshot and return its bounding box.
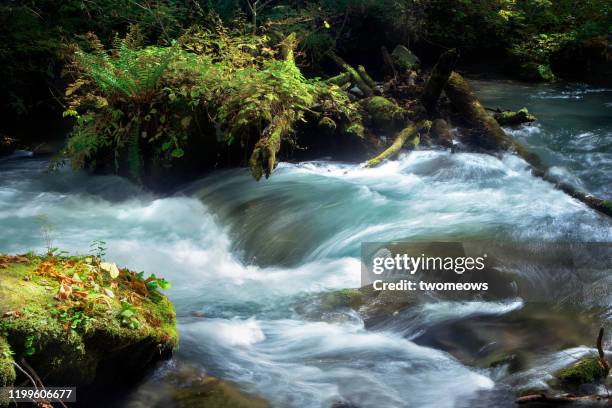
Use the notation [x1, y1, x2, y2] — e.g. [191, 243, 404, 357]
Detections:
[63, 20, 357, 181]
[118, 302, 140, 330]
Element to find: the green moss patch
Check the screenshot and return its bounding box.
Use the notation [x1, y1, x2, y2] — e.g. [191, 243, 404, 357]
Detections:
[321, 289, 364, 311]
[0, 253, 177, 387]
[557, 356, 608, 386]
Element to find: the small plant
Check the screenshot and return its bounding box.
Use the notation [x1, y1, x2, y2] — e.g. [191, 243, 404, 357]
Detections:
[89, 239, 107, 260]
[118, 302, 140, 329]
[23, 335, 36, 356]
[35, 214, 56, 256]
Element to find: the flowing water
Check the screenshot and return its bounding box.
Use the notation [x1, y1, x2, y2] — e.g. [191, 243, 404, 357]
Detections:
[0, 80, 611, 407]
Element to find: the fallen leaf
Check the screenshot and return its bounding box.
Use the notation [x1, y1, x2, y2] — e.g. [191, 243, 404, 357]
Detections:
[103, 288, 114, 298]
[100, 262, 120, 279]
[55, 283, 72, 301]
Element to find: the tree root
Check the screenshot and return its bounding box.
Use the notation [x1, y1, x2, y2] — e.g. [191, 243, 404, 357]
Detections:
[365, 120, 431, 168]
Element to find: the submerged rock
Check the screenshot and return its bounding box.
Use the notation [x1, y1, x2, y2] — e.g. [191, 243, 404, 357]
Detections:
[0, 253, 177, 389]
[124, 361, 270, 408]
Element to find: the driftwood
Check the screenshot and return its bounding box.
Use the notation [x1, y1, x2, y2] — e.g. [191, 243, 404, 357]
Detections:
[420, 49, 459, 113]
[366, 120, 430, 168]
[327, 51, 373, 96]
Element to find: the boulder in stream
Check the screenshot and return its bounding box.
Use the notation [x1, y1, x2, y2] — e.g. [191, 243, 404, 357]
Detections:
[0, 253, 178, 392]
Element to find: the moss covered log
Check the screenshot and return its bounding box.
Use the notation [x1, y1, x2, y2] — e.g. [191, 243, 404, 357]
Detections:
[0, 253, 177, 388]
[249, 115, 291, 181]
[366, 120, 430, 168]
[327, 51, 373, 96]
[359, 96, 407, 132]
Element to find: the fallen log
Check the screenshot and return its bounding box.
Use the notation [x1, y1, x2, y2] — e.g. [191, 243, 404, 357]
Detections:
[420, 49, 459, 113]
[494, 108, 537, 126]
[365, 120, 431, 168]
[327, 51, 373, 97]
[445, 72, 612, 218]
[357, 65, 377, 90]
[327, 72, 352, 86]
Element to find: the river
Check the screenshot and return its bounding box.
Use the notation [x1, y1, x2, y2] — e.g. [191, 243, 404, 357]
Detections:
[0, 80, 610, 407]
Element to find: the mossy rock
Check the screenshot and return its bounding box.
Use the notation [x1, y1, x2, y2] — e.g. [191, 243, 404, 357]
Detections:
[519, 62, 555, 82]
[359, 96, 407, 132]
[494, 108, 537, 126]
[321, 289, 364, 311]
[557, 356, 609, 387]
[391, 45, 420, 71]
[0, 253, 178, 388]
[0, 337, 15, 387]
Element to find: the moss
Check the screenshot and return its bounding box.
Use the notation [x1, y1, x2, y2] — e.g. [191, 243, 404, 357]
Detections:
[321, 289, 364, 311]
[0, 337, 15, 387]
[0, 253, 178, 387]
[557, 356, 608, 386]
[360, 96, 406, 131]
[391, 45, 420, 71]
[318, 116, 337, 131]
[495, 107, 536, 126]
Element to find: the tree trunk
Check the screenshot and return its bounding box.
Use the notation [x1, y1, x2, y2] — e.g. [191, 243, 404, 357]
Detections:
[420, 49, 459, 113]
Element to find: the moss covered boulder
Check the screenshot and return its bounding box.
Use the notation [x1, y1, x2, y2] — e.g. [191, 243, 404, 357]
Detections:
[557, 356, 609, 387]
[359, 96, 407, 132]
[0, 253, 177, 388]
